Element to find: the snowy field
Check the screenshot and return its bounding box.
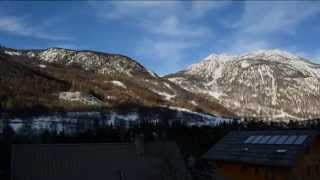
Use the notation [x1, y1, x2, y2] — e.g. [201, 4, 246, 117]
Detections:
[0, 109, 233, 134]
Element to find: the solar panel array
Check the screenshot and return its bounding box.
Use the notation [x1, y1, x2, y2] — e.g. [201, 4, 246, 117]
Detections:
[244, 135, 308, 145]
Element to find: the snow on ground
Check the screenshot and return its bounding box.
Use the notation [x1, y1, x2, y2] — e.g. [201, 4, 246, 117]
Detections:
[167, 106, 213, 119]
[108, 112, 139, 127]
[38, 64, 47, 68]
[190, 100, 198, 106]
[165, 106, 233, 126]
[241, 61, 250, 68]
[147, 70, 158, 78]
[152, 89, 176, 101]
[4, 50, 21, 56]
[164, 82, 173, 90]
[110, 81, 127, 88]
[167, 77, 184, 85]
[2, 112, 105, 134]
[59, 91, 102, 105]
[9, 119, 23, 131]
[272, 110, 301, 121]
[202, 90, 224, 100]
[65, 111, 101, 117]
[0, 106, 235, 134]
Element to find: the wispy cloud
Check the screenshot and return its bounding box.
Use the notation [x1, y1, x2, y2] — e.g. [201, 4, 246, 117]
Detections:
[223, 1, 320, 54]
[90, 1, 181, 20]
[235, 2, 320, 34]
[90, 1, 209, 38]
[190, 1, 230, 17]
[0, 15, 71, 41]
[90, 1, 228, 74]
[143, 15, 211, 38]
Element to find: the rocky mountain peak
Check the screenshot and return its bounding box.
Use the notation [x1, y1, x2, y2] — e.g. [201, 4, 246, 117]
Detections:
[201, 49, 300, 63]
[167, 49, 320, 120]
[0, 44, 234, 124]
[203, 53, 235, 62]
[2, 46, 158, 77]
[187, 49, 301, 75]
[239, 49, 300, 62]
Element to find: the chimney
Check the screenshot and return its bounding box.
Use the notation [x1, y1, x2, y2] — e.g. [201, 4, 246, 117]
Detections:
[135, 134, 145, 156]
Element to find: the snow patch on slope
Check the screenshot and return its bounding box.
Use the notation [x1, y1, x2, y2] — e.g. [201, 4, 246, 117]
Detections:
[166, 106, 233, 126]
[164, 82, 173, 90]
[110, 81, 127, 89]
[190, 100, 198, 106]
[272, 110, 300, 121]
[147, 70, 158, 78]
[168, 49, 320, 120]
[152, 89, 176, 101]
[38, 64, 47, 68]
[4, 50, 21, 56]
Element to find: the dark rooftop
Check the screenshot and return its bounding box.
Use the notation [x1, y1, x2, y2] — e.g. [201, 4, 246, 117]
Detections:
[12, 142, 190, 180]
[203, 130, 319, 167]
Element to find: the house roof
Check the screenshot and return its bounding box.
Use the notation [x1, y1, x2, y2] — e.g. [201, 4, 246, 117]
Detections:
[11, 142, 190, 180]
[203, 130, 319, 167]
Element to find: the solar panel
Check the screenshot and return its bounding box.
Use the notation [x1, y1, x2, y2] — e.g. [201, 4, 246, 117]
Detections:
[244, 135, 308, 145]
[258, 136, 271, 144]
[252, 136, 263, 144]
[267, 136, 280, 144]
[244, 136, 256, 144]
[293, 135, 308, 145]
[275, 135, 289, 144]
[284, 135, 298, 144]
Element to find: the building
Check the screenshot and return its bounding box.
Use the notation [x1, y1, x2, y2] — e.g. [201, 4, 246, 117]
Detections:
[11, 139, 190, 180]
[58, 91, 102, 105]
[203, 130, 320, 180]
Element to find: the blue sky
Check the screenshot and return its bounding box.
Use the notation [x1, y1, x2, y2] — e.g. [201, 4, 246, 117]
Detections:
[0, 1, 320, 75]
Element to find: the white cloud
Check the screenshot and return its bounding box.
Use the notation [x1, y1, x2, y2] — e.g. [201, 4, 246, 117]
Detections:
[221, 1, 320, 55]
[0, 15, 71, 41]
[144, 15, 211, 38]
[91, 1, 229, 20]
[90, 1, 181, 20]
[235, 2, 320, 34]
[90, 1, 227, 74]
[190, 1, 230, 17]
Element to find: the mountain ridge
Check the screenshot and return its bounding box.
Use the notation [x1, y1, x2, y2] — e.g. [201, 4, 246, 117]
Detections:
[1, 46, 157, 78]
[0, 45, 233, 123]
[167, 49, 320, 120]
[2, 44, 320, 122]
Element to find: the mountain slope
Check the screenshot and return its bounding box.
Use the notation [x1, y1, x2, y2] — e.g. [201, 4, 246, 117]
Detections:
[166, 50, 320, 120]
[0, 46, 233, 117]
[0, 52, 70, 111]
[2, 47, 153, 77]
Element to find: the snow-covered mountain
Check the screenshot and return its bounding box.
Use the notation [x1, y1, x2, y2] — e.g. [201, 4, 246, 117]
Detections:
[3, 47, 154, 77]
[3, 45, 319, 123]
[0, 46, 233, 127]
[166, 49, 320, 120]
